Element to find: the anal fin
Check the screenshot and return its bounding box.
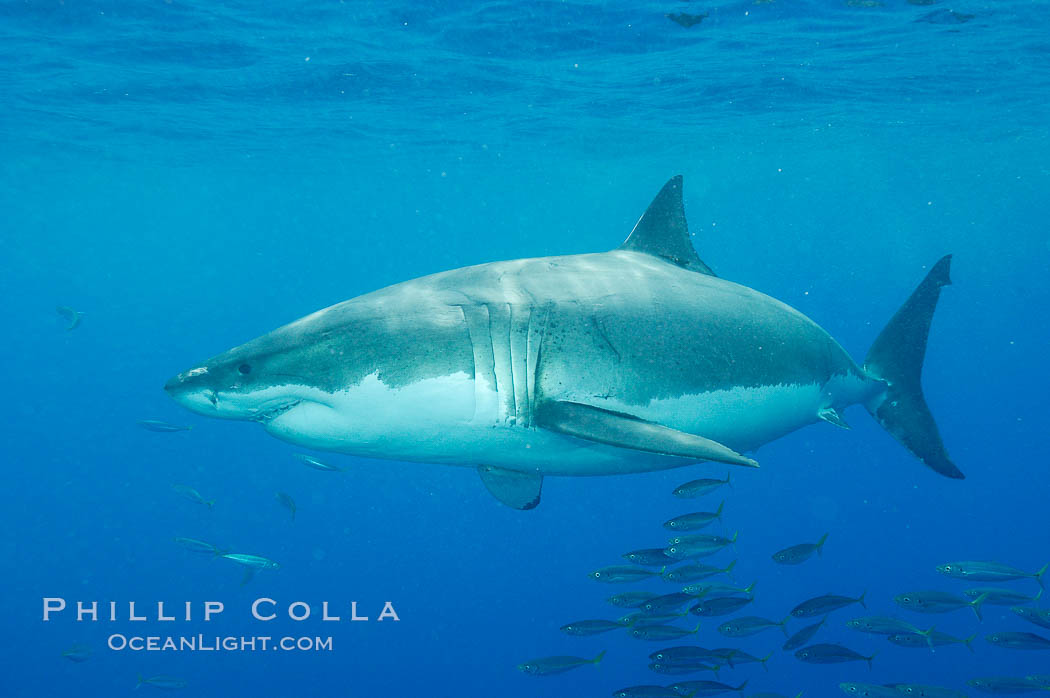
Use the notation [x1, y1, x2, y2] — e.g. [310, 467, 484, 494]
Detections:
[477, 466, 542, 510]
[534, 400, 758, 468]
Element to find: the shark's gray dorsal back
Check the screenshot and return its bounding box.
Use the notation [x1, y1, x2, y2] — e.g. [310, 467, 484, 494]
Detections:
[618, 174, 716, 276]
[864, 255, 961, 478]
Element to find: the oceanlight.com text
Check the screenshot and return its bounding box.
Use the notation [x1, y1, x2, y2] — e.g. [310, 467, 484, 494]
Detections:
[108, 634, 334, 652]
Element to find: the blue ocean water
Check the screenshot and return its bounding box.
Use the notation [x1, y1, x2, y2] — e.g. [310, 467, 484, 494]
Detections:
[3, 1, 1049, 696]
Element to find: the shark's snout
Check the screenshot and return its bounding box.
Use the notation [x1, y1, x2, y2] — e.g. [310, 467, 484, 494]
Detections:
[164, 368, 220, 416]
[163, 373, 183, 394]
[165, 365, 210, 391]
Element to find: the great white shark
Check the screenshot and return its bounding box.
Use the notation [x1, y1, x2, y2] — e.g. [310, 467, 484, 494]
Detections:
[165, 176, 959, 509]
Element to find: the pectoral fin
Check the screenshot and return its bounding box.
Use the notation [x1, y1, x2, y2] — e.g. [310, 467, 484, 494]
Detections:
[534, 400, 758, 468]
[477, 465, 543, 510]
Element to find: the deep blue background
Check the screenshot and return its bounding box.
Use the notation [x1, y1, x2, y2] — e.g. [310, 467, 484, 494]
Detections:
[2, 1, 1048, 696]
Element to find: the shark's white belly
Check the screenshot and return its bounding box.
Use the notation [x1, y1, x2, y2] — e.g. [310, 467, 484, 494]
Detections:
[263, 371, 870, 475]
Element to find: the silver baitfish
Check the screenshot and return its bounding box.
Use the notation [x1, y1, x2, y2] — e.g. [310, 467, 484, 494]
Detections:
[985, 631, 1050, 650]
[294, 453, 344, 471]
[518, 650, 605, 675]
[667, 532, 736, 547]
[790, 592, 866, 618]
[689, 595, 753, 617]
[275, 491, 297, 520]
[590, 565, 665, 583]
[56, 305, 83, 330]
[846, 616, 926, 636]
[628, 623, 701, 641]
[937, 561, 1047, 588]
[607, 591, 661, 608]
[963, 587, 1043, 606]
[794, 643, 875, 668]
[891, 685, 969, 698]
[717, 648, 771, 669]
[624, 548, 678, 566]
[665, 532, 737, 561]
[672, 473, 731, 499]
[681, 581, 754, 597]
[173, 537, 227, 556]
[668, 680, 748, 696]
[772, 533, 829, 565]
[639, 593, 698, 615]
[61, 643, 91, 662]
[647, 662, 720, 677]
[663, 560, 736, 584]
[717, 615, 790, 638]
[1012, 605, 1050, 630]
[894, 590, 990, 620]
[839, 685, 907, 698]
[888, 630, 973, 651]
[172, 484, 213, 509]
[560, 619, 626, 636]
[967, 676, 1049, 693]
[648, 646, 723, 664]
[138, 420, 193, 432]
[136, 675, 188, 690]
[783, 615, 827, 650]
[223, 553, 280, 584]
[222, 553, 280, 570]
[620, 611, 688, 627]
[662, 501, 725, 531]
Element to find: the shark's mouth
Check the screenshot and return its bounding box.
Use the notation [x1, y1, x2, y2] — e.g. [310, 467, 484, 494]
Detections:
[251, 399, 302, 423]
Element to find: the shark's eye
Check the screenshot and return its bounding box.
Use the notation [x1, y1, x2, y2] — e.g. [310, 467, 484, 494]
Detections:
[238, 363, 252, 375]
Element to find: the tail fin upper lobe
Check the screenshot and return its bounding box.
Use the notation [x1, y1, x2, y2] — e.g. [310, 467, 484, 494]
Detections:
[863, 255, 962, 479]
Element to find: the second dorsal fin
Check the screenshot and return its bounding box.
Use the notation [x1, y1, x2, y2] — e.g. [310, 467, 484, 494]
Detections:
[618, 175, 715, 276]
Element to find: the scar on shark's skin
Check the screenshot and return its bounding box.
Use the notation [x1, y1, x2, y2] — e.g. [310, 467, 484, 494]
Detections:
[590, 316, 621, 363]
[166, 176, 960, 509]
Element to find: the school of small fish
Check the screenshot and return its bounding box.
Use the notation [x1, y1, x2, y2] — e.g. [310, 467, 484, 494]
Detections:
[517, 473, 1050, 697]
[64, 392, 1047, 695]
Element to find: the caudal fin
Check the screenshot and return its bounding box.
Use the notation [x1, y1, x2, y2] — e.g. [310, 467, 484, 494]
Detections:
[592, 650, 606, 665]
[815, 532, 829, 556]
[969, 591, 990, 621]
[1035, 563, 1047, 589]
[863, 255, 962, 479]
[964, 633, 976, 652]
[919, 625, 937, 652]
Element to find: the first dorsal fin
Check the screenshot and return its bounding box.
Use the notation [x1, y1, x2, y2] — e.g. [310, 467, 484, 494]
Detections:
[618, 175, 715, 276]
